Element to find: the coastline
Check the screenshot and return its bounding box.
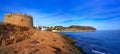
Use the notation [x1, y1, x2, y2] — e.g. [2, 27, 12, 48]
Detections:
[0, 23, 84, 54]
[51, 30, 96, 32]
[60, 31, 115, 54]
[59, 33, 86, 54]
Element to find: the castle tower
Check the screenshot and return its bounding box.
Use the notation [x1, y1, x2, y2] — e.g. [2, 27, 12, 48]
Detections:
[4, 13, 33, 27]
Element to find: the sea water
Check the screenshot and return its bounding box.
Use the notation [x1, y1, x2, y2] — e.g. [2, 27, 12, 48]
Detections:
[60, 30, 120, 54]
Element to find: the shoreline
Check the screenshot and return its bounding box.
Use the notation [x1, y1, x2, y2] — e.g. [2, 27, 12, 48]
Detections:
[0, 23, 84, 54]
[60, 31, 114, 54]
[59, 33, 86, 54]
[51, 30, 96, 32]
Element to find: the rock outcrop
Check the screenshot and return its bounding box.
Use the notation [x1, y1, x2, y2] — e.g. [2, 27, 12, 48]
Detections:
[0, 23, 83, 54]
[61, 25, 96, 32]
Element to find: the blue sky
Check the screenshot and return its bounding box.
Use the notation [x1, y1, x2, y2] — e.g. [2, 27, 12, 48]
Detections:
[0, 0, 120, 30]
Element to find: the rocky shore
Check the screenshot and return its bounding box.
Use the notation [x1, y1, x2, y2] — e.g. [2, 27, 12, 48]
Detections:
[0, 23, 83, 54]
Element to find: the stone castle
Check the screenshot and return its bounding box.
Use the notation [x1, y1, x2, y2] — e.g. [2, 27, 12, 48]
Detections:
[4, 13, 33, 27]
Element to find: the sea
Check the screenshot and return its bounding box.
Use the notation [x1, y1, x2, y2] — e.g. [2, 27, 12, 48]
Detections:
[60, 30, 120, 54]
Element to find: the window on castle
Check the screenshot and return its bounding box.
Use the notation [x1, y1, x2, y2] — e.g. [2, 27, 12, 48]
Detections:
[8, 15, 10, 17]
[21, 19, 23, 22]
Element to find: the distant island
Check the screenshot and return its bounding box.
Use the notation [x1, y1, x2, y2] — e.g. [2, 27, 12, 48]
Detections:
[39, 25, 96, 32]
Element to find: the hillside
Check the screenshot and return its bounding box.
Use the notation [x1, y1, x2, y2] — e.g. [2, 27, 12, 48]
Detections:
[61, 25, 96, 32]
[0, 23, 83, 54]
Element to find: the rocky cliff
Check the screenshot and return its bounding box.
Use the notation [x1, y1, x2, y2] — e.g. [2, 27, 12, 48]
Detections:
[0, 23, 83, 54]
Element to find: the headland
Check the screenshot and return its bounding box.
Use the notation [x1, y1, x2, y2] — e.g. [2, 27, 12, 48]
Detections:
[0, 13, 84, 54]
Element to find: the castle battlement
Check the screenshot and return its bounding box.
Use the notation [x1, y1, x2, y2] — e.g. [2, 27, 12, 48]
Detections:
[5, 13, 32, 18]
[4, 13, 33, 27]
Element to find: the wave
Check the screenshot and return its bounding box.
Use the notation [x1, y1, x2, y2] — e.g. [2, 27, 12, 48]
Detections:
[74, 38, 112, 54]
[92, 50, 111, 54]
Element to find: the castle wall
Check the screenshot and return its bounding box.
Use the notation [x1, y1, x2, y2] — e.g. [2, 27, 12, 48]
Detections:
[4, 13, 33, 27]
